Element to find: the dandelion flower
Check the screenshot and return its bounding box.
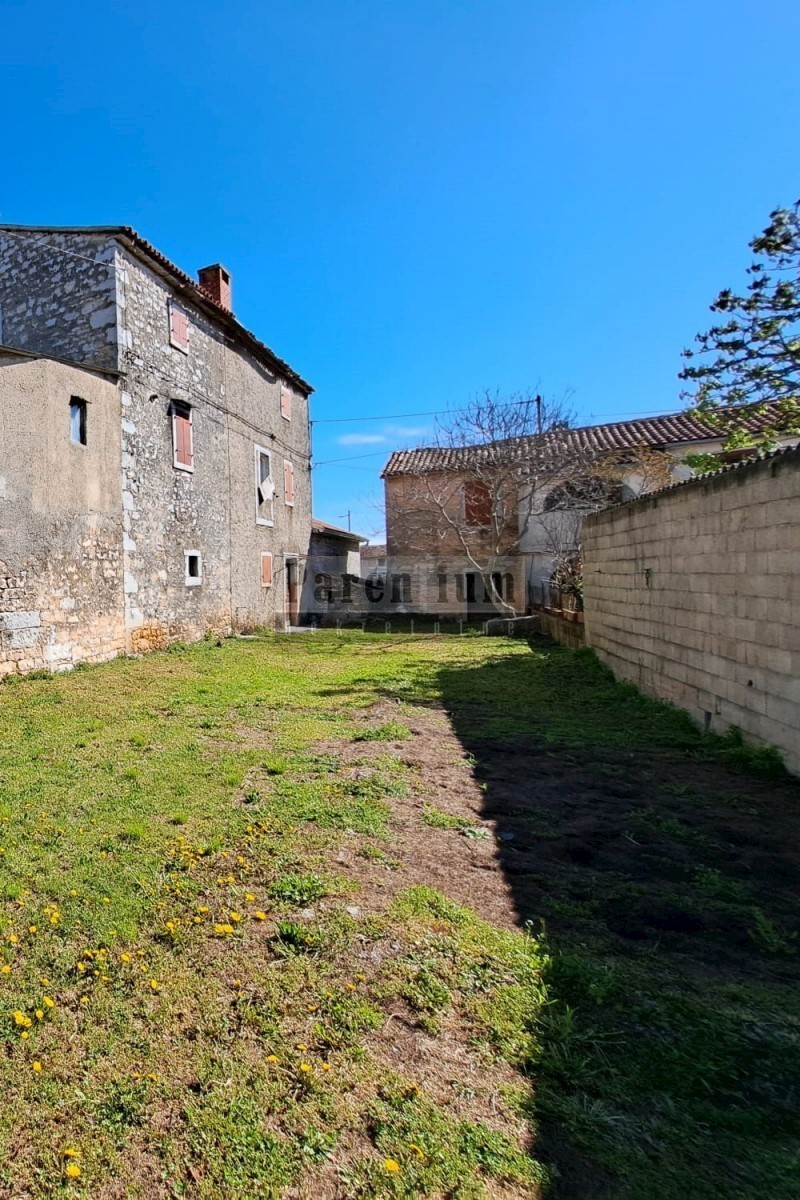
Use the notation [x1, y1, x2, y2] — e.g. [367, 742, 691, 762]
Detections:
[253, 911, 267, 921]
[266, 1054, 278, 1063]
[299, 1063, 312, 1073]
[120, 953, 131, 963]
[20, 1031, 29, 1040]
[35, 1009, 44, 1020]
[28, 925, 37, 934]
[32, 1061, 42, 1072]
[296, 1043, 308, 1051]
[65, 1163, 81, 1179]
[384, 1159, 400, 1173]
[1, 965, 10, 975]
[43, 996, 55, 1009]
[321, 1063, 331, 1071]
[214, 923, 234, 936]
[63, 1148, 80, 1158]
[229, 911, 242, 923]
[245, 893, 255, 902]
[80, 996, 89, 1005]
[149, 980, 160, 991]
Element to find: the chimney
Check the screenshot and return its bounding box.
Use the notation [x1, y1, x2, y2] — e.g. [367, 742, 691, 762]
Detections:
[198, 263, 232, 311]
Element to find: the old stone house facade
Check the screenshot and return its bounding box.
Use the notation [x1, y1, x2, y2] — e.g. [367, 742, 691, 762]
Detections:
[381, 409, 798, 619]
[0, 225, 313, 675]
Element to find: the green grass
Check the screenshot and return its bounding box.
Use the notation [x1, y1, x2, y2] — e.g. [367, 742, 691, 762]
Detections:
[0, 631, 796, 1198]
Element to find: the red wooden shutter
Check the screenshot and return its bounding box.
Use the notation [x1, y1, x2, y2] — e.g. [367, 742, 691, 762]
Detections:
[284, 461, 294, 504]
[465, 480, 492, 526]
[261, 552, 273, 586]
[174, 408, 193, 468]
[280, 388, 292, 420]
[170, 304, 189, 350]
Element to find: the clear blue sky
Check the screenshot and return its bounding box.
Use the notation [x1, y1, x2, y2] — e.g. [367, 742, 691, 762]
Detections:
[2, 0, 798, 538]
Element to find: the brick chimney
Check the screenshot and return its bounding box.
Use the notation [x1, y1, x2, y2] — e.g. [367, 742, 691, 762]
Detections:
[198, 264, 232, 312]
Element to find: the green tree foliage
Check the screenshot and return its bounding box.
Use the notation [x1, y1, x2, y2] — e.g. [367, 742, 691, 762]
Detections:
[680, 200, 800, 460]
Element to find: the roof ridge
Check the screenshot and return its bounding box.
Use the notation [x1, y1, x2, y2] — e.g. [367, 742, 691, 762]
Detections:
[0, 224, 313, 395]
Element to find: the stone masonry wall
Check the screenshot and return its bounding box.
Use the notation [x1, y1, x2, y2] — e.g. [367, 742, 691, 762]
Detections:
[115, 245, 312, 643]
[0, 230, 119, 369]
[582, 449, 800, 773]
[0, 355, 125, 674]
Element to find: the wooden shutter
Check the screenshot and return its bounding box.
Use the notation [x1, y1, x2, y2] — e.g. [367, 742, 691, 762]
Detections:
[174, 406, 193, 468]
[169, 304, 189, 350]
[465, 480, 492, 526]
[284, 460, 295, 504]
[280, 388, 292, 420]
[261, 552, 273, 586]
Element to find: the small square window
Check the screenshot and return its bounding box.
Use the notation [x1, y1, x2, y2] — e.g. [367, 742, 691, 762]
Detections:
[184, 551, 202, 586]
[69, 398, 87, 445]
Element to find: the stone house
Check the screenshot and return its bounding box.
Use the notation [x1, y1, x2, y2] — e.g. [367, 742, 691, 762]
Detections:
[381, 409, 798, 618]
[0, 224, 314, 675]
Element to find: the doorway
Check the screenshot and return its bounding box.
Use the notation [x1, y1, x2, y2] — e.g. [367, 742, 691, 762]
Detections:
[285, 556, 300, 626]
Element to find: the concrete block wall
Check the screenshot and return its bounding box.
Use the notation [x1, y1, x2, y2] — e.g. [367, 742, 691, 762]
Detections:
[582, 448, 800, 773]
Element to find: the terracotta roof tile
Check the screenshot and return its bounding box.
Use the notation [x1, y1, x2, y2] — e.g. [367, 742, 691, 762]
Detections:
[381, 407, 784, 476]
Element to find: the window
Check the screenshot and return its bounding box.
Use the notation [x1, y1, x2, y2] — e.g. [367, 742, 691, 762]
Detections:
[255, 446, 274, 524]
[169, 302, 189, 352]
[464, 480, 492, 527]
[69, 397, 87, 445]
[184, 551, 202, 586]
[260, 552, 273, 587]
[172, 403, 194, 471]
[280, 387, 292, 421]
[283, 459, 295, 506]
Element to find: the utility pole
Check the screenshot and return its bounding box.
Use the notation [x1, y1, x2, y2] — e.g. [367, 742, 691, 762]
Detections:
[338, 510, 352, 531]
[535, 394, 543, 436]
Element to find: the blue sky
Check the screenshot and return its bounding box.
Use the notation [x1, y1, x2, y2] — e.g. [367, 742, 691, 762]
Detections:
[2, 0, 798, 538]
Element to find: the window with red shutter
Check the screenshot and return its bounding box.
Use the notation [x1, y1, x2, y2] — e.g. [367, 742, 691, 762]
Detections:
[261, 552, 273, 587]
[280, 388, 292, 421]
[169, 302, 189, 352]
[464, 480, 492, 527]
[172, 403, 194, 471]
[284, 460, 295, 506]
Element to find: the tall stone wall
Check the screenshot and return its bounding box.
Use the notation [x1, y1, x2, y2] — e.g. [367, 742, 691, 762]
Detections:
[116, 246, 313, 642]
[582, 449, 800, 773]
[0, 230, 119, 369]
[0, 355, 125, 674]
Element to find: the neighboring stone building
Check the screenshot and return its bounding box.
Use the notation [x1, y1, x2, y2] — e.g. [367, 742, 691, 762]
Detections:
[304, 520, 368, 622]
[381, 409, 799, 618]
[0, 224, 314, 674]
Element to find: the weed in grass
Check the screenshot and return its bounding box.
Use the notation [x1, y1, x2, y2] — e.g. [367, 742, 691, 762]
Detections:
[268, 872, 329, 907]
[747, 907, 797, 955]
[355, 721, 412, 742]
[421, 804, 470, 831]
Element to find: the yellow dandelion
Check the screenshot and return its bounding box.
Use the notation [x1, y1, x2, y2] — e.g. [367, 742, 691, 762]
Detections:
[43, 996, 55, 1009]
[79, 996, 89, 1005]
[20, 1031, 29, 1040]
[229, 911, 242, 922]
[253, 911, 267, 921]
[346, 983, 356, 991]
[120, 953, 131, 963]
[40, 978, 50, 986]
[384, 1159, 400, 1173]
[28, 925, 37, 934]
[214, 923, 234, 936]
[8, 935, 18, 945]
[1, 965, 10, 974]
[63, 1148, 80, 1158]
[321, 1063, 331, 1071]
[32, 1061, 42, 1072]
[245, 893, 255, 902]
[266, 1054, 279, 1063]
[197, 906, 209, 914]
[65, 1163, 81, 1179]
[35, 1009, 44, 1021]
[299, 1062, 312, 1073]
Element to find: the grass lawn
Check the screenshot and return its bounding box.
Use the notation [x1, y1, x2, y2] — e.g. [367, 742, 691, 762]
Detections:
[0, 632, 797, 1198]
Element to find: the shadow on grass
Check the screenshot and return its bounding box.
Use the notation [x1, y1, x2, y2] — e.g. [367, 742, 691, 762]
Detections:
[436, 639, 800, 1200]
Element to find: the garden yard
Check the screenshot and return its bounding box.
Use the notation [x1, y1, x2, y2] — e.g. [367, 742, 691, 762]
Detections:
[0, 632, 797, 1198]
